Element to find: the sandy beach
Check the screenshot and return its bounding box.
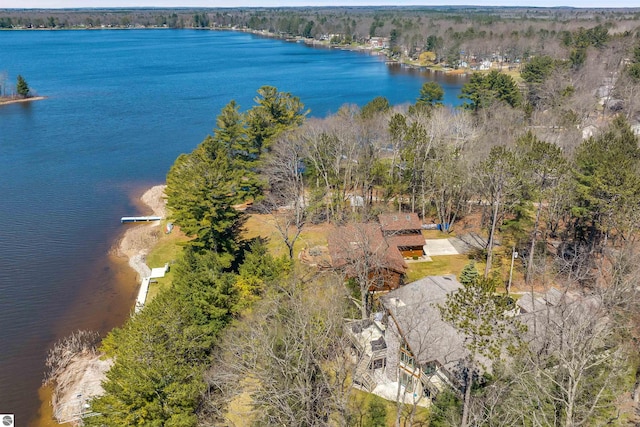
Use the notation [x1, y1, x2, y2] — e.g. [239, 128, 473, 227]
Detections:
[114, 184, 167, 279]
[0, 95, 46, 106]
[44, 184, 168, 425]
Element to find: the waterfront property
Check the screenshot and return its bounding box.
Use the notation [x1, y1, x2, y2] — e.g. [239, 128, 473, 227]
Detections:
[0, 28, 465, 422]
[379, 213, 426, 259]
[327, 223, 407, 291]
[347, 275, 467, 402]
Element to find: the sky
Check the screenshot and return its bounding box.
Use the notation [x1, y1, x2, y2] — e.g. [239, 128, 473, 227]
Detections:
[0, 0, 638, 9]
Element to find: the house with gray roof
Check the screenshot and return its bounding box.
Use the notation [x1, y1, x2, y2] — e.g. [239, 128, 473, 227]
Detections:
[348, 278, 603, 406]
[347, 275, 469, 400]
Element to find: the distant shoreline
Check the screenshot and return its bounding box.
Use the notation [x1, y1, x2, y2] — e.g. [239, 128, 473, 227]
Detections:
[234, 28, 473, 75]
[0, 95, 46, 106]
[0, 26, 467, 75]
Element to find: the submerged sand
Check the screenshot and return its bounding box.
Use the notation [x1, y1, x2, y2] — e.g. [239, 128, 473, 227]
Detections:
[48, 185, 167, 425]
[115, 184, 167, 279]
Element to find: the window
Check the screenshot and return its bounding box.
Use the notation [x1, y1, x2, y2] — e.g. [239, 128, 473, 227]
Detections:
[423, 385, 432, 398]
[369, 358, 386, 370]
[400, 351, 415, 368]
[400, 371, 415, 391]
[422, 362, 437, 375]
[400, 343, 415, 369]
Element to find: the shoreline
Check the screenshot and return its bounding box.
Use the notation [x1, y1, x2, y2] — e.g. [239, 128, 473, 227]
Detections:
[114, 184, 167, 281]
[225, 27, 474, 75]
[0, 25, 472, 75]
[0, 95, 46, 106]
[40, 184, 168, 427]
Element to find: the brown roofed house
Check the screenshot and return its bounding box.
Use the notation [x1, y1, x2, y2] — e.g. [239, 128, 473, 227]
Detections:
[327, 223, 407, 292]
[379, 213, 425, 258]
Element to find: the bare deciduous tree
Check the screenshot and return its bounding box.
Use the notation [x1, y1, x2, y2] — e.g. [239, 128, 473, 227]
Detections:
[0, 70, 8, 97]
[476, 145, 519, 277]
[261, 129, 308, 259]
[204, 277, 354, 427]
[328, 222, 403, 319]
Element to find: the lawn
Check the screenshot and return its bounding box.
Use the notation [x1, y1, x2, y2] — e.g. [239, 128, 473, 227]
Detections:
[224, 382, 430, 427]
[145, 214, 486, 296]
[405, 254, 478, 283]
[350, 388, 430, 426]
[292, 223, 329, 254]
[243, 213, 480, 285]
[242, 214, 289, 257]
[422, 229, 456, 239]
[242, 213, 330, 259]
[143, 214, 332, 302]
[145, 222, 189, 302]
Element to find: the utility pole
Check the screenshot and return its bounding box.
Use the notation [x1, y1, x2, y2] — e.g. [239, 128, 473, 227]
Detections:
[507, 245, 517, 295]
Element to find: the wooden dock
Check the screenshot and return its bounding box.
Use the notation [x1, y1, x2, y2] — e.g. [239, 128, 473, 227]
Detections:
[120, 216, 162, 223]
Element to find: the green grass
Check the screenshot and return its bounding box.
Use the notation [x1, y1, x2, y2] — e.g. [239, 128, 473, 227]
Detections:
[243, 213, 329, 259]
[350, 388, 430, 426]
[405, 254, 476, 283]
[422, 229, 456, 239]
[145, 222, 189, 302]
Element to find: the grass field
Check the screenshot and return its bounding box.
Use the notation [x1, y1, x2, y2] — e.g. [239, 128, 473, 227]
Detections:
[241, 214, 289, 257]
[144, 212, 491, 299]
[405, 254, 475, 283]
[421, 229, 456, 239]
[350, 388, 431, 426]
[242, 213, 330, 258]
[144, 213, 496, 297]
[145, 222, 189, 302]
[144, 214, 332, 301]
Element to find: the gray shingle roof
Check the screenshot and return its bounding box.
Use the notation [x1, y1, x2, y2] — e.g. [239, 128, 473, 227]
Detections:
[381, 275, 467, 370]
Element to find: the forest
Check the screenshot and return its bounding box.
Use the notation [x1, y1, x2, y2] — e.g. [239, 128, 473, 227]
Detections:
[33, 7, 640, 427]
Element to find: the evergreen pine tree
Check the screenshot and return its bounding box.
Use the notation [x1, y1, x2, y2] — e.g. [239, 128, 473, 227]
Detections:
[458, 261, 479, 286]
[365, 398, 388, 427]
[16, 74, 29, 98]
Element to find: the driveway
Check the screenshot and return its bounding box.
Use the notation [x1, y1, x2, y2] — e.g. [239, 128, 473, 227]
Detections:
[423, 239, 460, 256]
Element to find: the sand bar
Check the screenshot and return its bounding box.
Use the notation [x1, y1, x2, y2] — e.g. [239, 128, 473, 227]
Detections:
[0, 95, 46, 106]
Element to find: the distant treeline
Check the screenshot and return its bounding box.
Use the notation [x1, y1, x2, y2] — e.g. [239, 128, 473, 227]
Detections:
[2, 7, 640, 68]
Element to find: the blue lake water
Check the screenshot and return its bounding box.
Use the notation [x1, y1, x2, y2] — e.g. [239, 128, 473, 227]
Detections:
[0, 29, 465, 424]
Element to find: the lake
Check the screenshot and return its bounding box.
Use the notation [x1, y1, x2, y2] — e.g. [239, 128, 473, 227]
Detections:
[0, 28, 465, 425]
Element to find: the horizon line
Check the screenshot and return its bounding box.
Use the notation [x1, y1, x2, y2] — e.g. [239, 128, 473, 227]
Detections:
[3, 5, 640, 10]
